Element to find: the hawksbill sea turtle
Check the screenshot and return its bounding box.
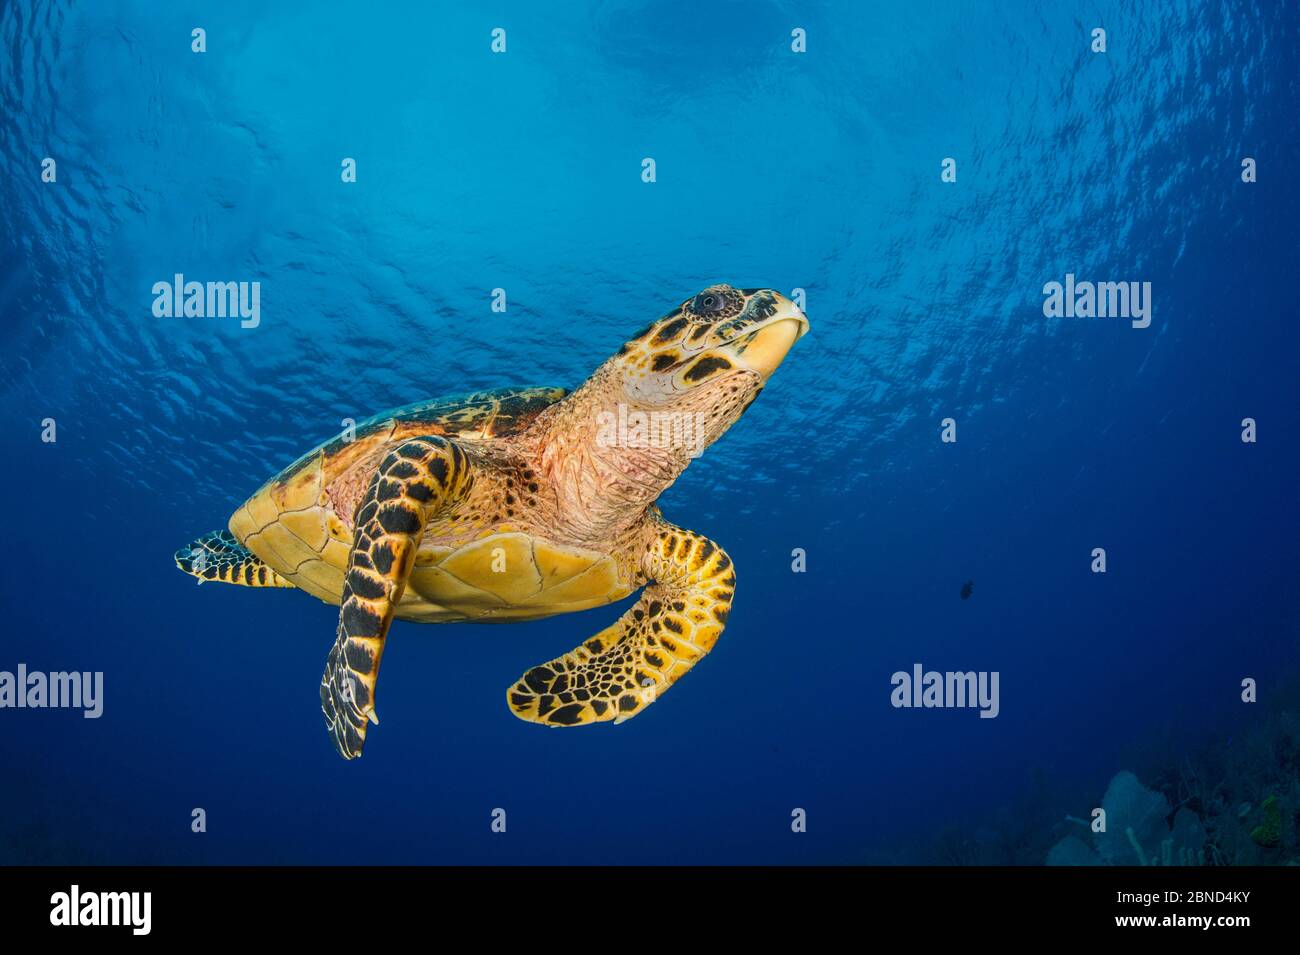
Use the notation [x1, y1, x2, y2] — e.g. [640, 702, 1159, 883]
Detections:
[175, 284, 809, 759]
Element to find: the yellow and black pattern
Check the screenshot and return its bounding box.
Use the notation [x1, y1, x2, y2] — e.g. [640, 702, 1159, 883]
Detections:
[320, 435, 473, 759]
[173, 529, 295, 588]
[507, 524, 734, 726]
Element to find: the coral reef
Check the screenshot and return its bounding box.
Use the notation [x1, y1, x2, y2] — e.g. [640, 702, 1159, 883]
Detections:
[1250, 795, 1281, 848]
[1047, 770, 1207, 866]
[1157, 704, 1299, 865]
[919, 678, 1300, 865]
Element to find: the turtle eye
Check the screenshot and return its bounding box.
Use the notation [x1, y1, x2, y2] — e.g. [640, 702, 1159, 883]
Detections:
[691, 291, 726, 315]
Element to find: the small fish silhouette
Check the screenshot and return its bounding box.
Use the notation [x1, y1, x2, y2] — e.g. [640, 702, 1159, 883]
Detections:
[960, 580, 974, 600]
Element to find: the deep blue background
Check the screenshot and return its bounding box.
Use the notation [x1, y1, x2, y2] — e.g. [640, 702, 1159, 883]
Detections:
[1, 0, 1297, 864]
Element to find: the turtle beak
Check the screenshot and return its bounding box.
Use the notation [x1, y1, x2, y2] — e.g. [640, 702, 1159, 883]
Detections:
[727, 293, 809, 381]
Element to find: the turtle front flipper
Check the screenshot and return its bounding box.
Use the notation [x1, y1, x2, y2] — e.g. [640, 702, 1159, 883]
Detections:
[174, 529, 295, 588]
[508, 525, 735, 726]
[321, 436, 474, 759]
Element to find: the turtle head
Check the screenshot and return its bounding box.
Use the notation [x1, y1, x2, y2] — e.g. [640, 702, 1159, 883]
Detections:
[603, 284, 809, 457]
[541, 285, 807, 538]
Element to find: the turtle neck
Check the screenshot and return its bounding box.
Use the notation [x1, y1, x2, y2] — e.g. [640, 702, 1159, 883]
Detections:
[527, 359, 693, 545]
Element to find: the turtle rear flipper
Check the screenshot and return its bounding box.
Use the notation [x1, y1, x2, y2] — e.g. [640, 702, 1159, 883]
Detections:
[174, 529, 295, 588]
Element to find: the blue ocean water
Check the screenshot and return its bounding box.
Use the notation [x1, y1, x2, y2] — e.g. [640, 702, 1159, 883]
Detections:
[1, 0, 1297, 865]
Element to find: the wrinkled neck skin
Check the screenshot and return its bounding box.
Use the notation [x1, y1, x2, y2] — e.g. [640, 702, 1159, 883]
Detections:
[528, 360, 695, 546]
